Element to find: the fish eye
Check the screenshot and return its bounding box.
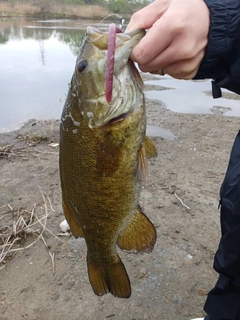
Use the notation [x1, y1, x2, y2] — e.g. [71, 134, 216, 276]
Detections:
[77, 60, 87, 73]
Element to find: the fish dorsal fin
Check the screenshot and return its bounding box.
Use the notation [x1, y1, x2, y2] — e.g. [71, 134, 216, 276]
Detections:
[96, 134, 122, 176]
[117, 206, 156, 253]
[144, 136, 158, 158]
[62, 195, 84, 238]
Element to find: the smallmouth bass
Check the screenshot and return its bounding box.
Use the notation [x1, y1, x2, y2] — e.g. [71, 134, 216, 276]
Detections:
[59, 26, 157, 298]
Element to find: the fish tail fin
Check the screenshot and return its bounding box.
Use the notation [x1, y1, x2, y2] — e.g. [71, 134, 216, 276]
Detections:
[87, 254, 131, 298]
[117, 206, 157, 253]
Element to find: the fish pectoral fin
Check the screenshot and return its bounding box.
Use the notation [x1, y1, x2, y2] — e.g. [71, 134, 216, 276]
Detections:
[117, 206, 156, 253]
[144, 136, 158, 158]
[135, 137, 157, 183]
[96, 135, 122, 176]
[87, 254, 131, 298]
[135, 143, 147, 183]
[62, 196, 84, 238]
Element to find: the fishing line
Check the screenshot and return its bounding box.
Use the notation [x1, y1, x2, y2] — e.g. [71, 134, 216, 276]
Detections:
[97, 14, 125, 30]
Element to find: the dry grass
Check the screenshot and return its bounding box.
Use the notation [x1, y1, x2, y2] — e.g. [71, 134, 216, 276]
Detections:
[63, 4, 110, 19]
[17, 133, 49, 145]
[0, 142, 58, 161]
[14, 2, 41, 15]
[0, 2, 40, 16]
[0, 191, 61, 274]
[0, 144, 30, 160]
[0, 2, 110, 19]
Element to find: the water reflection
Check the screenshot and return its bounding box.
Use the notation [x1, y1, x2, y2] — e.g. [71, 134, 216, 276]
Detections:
[0, 17, 87, 55]
[0, 17, 90, 132]
[0, 17, 127, 132]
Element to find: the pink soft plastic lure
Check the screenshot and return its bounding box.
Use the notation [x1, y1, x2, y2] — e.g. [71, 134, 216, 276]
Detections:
[106, 23, 123, 103]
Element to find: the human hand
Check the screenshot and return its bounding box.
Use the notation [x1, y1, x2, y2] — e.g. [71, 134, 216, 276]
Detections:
[126, 0, 210, 79]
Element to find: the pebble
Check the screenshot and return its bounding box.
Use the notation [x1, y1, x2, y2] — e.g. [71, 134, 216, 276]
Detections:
[59, 219, 70, 232]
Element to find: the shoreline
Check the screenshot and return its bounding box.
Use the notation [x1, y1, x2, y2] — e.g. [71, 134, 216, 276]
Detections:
[0, 2, 134, 20]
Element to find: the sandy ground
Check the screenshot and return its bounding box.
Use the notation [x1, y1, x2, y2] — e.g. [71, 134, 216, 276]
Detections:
[1, 76, 240, 320]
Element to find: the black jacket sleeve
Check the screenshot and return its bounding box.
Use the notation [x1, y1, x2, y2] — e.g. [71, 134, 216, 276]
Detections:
[194, 0, 240, 98]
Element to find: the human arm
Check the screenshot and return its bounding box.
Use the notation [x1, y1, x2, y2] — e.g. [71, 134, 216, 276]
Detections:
[127, 0, 240, 97]
[194, 0, 240, 97]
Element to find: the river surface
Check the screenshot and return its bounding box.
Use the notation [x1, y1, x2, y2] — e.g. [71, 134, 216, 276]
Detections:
[0, 17, 239, 133]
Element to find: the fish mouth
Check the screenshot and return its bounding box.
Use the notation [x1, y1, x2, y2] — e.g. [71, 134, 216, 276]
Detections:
[86, 25, 145, 94]
[105, 24, 123, 103]
[104, 24, 146, 104]
[105, 27, 145, 105]
[82, 26, 145, 129]
[86, 26, 145, 43]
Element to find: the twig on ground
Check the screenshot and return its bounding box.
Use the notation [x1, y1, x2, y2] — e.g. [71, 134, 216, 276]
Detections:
[174, 192, 190, 210]
[168, 186, 190, 210]
[0, 143, 58, 161]
[40, 234, 55, 275]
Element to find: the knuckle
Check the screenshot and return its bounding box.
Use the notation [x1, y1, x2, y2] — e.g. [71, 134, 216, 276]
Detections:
[180, 45, 198, 60]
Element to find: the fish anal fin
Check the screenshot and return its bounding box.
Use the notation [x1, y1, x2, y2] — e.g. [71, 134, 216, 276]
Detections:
[87, 254, 131, 298]
[62, 196, 84, 238]
[144, 136, 158, 158]
[117, 207, 156, 253]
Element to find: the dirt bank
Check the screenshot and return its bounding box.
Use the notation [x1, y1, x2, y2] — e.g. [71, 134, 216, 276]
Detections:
[0, 79, 239, 320]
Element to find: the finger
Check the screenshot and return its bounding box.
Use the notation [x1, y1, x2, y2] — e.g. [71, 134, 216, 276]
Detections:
[162, 51, 205, 79]
[137, 45, 188, 73]
[148, 51, 204, 78]
[137, 38, 205, 73]
[126, 0, 167, 32]
[130, 17, 174, 65]
[150, 66, 198, 79]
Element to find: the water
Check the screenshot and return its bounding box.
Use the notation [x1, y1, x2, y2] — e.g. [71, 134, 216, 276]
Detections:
[145, 76, 240, 116]
[0, 17, 111, 133]
[0, 18, 239, 133]
[146, 125, 176, 140]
